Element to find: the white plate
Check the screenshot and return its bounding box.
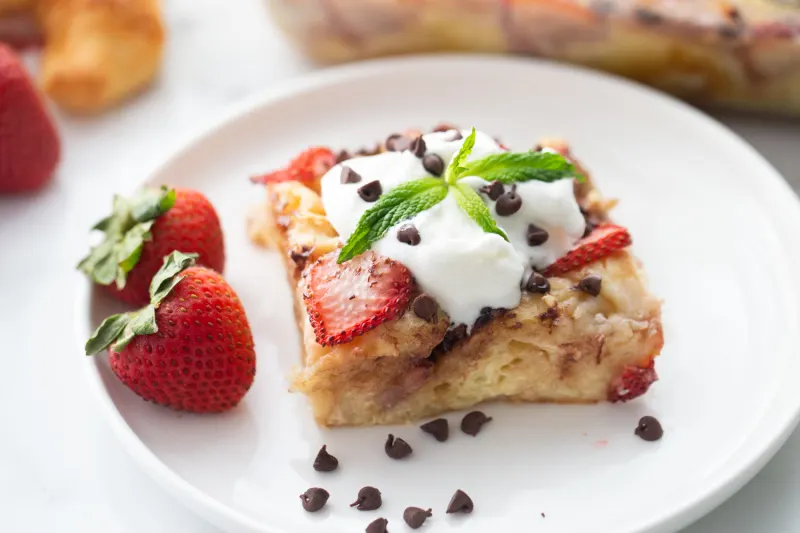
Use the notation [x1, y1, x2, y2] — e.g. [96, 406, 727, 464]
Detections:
[78, 56, 800, 533]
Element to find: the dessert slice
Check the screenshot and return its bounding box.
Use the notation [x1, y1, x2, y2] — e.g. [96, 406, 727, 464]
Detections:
[249, 127, 663, 426]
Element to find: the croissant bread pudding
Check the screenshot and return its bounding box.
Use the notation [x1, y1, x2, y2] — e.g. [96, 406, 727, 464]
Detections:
[249, 126, 663, 427]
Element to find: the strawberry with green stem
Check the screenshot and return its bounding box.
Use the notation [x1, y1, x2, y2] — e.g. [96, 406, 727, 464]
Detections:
[78, 186, 225, 306]
[86, 252, 256, 413]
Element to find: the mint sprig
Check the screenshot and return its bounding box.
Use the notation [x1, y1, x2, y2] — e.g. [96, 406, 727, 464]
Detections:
[337, 178, 448, 263]
[460, 151, 585, 184]
[338, 128, 580, 262]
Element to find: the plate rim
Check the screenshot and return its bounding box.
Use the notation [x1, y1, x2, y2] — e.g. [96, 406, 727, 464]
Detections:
[77, 53, 800, 533]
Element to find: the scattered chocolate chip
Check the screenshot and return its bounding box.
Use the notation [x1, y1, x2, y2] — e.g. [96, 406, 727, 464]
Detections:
[351, 486, 382, 511]
[410, 136, 426, 158]
[384, 434, 413, 459]
[358, 180, 382, 202]
[366, 517, 389, 533]
[634, 415, 663, 442]
[539, 306, 559, 322]
[341, 166, 362, 184]
[473, 306, 505, 331]
[433, 324, 468, 355]
[412, 293, 438, 323]
[300, 487, 329, 512]
[461, 411, 492, 436]
[386, 133, 410, 152]
[422, 153, 445, 177]
[335, 150, 351, 163]
[446, 490, 474, 514]
[313, 445, 338, 472]
[480, 180, 504, 201]
[577, 275, 602, 296]
[446, 129, 463, 141]
[634, 7, 662, 25]
[495, 186, 522, 216]
[525, 271, 550, 294]
[420, 418, 449, 442]
[403, 507, 432, 529]
[397, 224, 421, 246]
[526, 223, 549, 246]
[290, 246, 312, 270]
[541, 512, 546, 518]
[532, 144, 544, 152]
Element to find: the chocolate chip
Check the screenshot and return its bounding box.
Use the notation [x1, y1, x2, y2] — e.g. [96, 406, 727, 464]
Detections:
[351, 486, 382, 511]
[446, 490, 473, 514]
[532, 144, 544, 152]
[300, 487, 329, 512]
[358, 180, 382, 202]
[473, 306, 504, 331]
[335, 150, 351, 163]
[384, 434, 413, 459]
[410, 136, 426, 158]
[577, 275, 602, 296]
[634, 415, 663, 442]
[634, 7, 662, 25]
[386, 133, 410, 152]
[480, 180, 505, 201]
[341, 166, 362, 184]
[397, 224, 421, 246]
[366, 518, 389, 533]
[539, 306, 559, 322]
[412, 293, 438, 323]
[495, 186, 522, 216]
[313, 445, 338, 472]
[403, 507, 432, 529]
[290, 246, 312, 270]
[526, 223, 549, 246]
[420, 418, 449, 442]
[461, 411, 492, 436]
[422, 153, 445, 177]
[525, 271, 550, 294]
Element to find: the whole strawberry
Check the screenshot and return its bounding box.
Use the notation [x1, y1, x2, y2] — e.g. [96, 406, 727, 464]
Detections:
[78, 186, 225, 306]
[0, 43, 60, 193]
[86, 252, 256, 413]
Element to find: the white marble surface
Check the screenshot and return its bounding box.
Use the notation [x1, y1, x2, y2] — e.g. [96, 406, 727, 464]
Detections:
[1, 1, 799, 531]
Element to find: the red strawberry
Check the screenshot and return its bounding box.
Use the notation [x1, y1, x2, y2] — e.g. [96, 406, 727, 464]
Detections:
[543, 224, 632, 276]
[78, 186, 225, 307]
[303, 250, 413, 347]
[86, 252, 256, 413]
[251, 147, 336, 190]
[608, 360, 658, 402]
[0, 43, 60, 193]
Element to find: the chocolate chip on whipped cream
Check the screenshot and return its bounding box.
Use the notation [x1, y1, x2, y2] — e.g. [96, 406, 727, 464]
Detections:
[495, 185, 522, 216]
[480, 180, 505, 201]
[410, 135, 427, 158]
[358, 180, 382, 202]
[386, 133, 410, 152]
[397, 224, 421, 246]
[340, 166, 362, 184]
[384, 434, 413, 459]
[300, 487, 329, 512]
[525, 271, 550, 294]
[351, 486, 382, 511]
[526, 223, 549, 246]
[422, 153, 444, 177]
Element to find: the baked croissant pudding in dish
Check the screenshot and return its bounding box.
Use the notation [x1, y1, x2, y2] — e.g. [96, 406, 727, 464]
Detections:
[249, 125, 663, 427]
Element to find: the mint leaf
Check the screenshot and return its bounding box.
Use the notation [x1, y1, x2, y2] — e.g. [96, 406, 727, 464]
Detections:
[451, 182, 508, 241]
[338, 178, 448, 263]
[445, 127, 476, 184]
[461, 151, 583, 184]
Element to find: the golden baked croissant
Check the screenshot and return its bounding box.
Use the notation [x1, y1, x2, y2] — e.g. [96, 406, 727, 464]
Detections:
[36, 0, 165, 113]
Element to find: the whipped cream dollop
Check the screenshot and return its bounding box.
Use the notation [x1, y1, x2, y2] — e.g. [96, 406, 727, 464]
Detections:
[320, 130, 585, 328]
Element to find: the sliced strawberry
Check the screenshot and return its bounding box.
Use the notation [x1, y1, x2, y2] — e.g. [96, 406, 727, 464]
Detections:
[608, 360, 658, 402]
[303, 250, 413, 347]
[251, 147, 336, 187]
[543, 223, 632, 276]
